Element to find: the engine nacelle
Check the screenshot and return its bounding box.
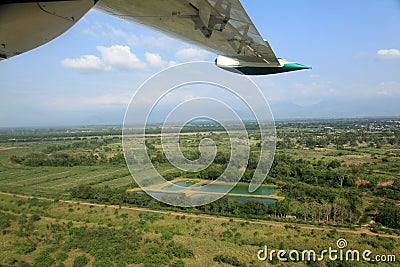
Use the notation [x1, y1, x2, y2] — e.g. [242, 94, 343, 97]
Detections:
[215, 55, 311, 76]
[0, 1, 96, 60]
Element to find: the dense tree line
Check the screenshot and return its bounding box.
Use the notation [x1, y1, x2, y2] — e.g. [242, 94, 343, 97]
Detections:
[374, 200, 400, 229]
[42, 138, 119, 153]
[0, 128, 122, 142]
[10, 152, 125, 167]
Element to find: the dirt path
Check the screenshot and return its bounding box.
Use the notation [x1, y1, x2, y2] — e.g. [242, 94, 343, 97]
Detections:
[0, 191, 399, 239]
[0, 147, 17, 151]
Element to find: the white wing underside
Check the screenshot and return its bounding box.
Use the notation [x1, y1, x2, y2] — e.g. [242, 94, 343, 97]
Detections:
[97, 0, 280, 67]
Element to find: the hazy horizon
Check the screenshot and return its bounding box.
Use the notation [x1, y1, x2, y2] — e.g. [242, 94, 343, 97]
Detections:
[1, 112, 399, 129]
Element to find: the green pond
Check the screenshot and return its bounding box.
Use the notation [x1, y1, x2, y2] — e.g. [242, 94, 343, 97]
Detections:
[154, 181, 277, 206]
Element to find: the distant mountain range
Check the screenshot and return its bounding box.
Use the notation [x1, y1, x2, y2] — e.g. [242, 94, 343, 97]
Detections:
[269, 96, 400, 120]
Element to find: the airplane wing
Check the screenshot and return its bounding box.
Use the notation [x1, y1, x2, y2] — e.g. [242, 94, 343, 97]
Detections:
[1, 0, 309, 75]
[97, 0, 281, 67]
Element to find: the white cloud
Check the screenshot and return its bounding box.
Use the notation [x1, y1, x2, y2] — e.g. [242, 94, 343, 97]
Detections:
[145, 52, 166, 68]
[376, 49, 400, 60]
[97, 45, 147, 70]
[61, 45, 175, 73]
[175, 47, 212, 61]
[61, 55, 111, 72]
[145, 52, 178, 69]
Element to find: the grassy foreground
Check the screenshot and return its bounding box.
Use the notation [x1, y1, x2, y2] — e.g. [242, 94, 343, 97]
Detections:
[0, 193, 398, 266]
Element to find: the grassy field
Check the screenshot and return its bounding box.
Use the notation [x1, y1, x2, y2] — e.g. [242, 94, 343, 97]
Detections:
[0, 193, 398, 267]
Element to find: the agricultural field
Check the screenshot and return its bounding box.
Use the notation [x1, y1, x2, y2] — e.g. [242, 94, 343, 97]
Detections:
[0, 118, 399, 266]
[0, 130, 132, 198]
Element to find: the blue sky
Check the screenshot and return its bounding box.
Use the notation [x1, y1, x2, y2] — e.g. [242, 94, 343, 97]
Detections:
[1, 0, 400, 127]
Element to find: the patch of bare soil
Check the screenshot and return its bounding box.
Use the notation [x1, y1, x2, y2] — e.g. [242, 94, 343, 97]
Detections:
[377, 180, 394, 188]
[356, 179, 371, 187]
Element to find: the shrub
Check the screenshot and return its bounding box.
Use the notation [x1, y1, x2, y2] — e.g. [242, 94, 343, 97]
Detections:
[0, 212, 11, 228]
[93, 259, 114, 267]
[213, 254, 246, 267]
[73, 255, 89, 267]
[161, 231, 174, 240]
[167, 242, 194, 258]
[170, 259, 185, 267]
[18, 242, 36, 254]
[56, 252, 68, 262]
[30, 214, 41, 222]
[35, 251, 55, 267]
